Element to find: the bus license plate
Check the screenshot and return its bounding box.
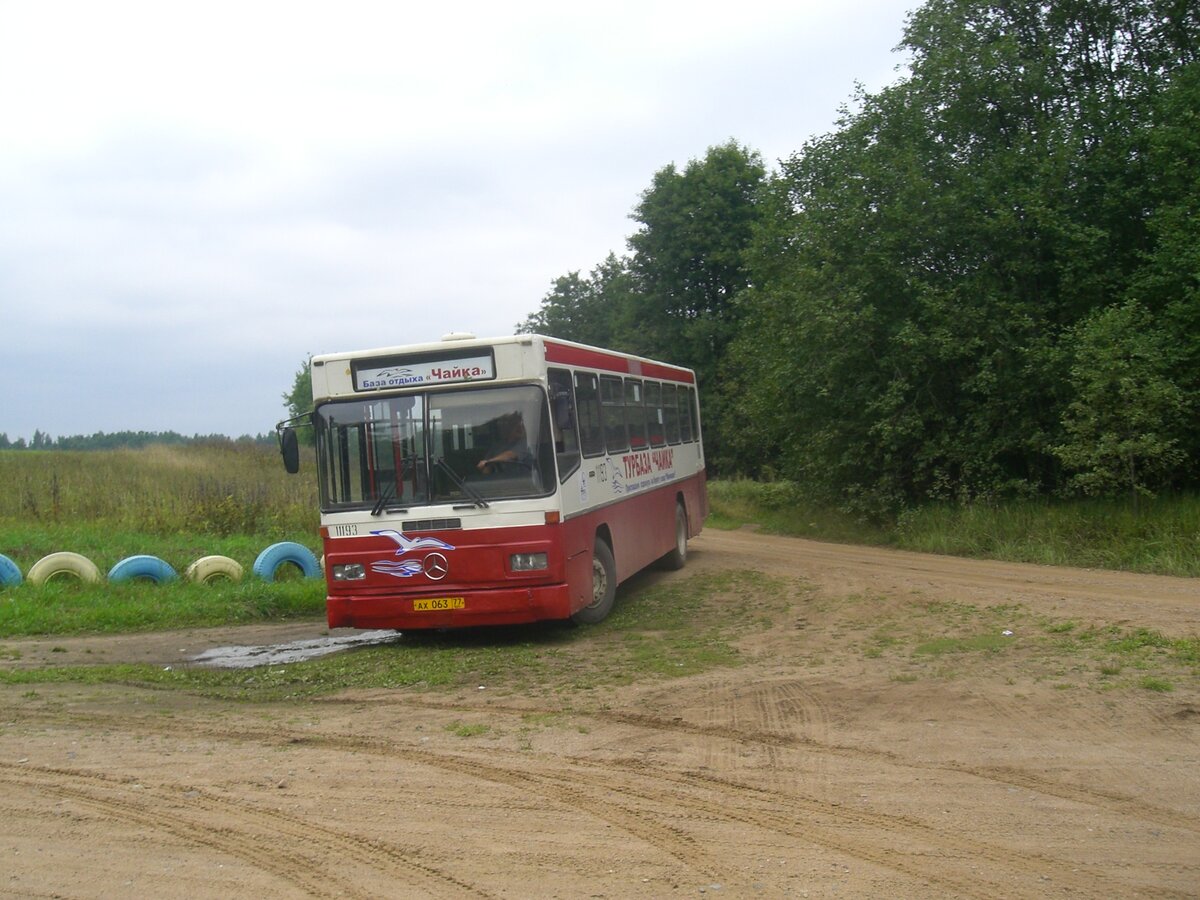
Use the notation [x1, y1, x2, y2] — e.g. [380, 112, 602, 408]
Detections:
[413, 597, 465, 612]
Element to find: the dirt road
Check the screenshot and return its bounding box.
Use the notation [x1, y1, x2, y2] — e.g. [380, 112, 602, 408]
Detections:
[1, 530, 1197, 898]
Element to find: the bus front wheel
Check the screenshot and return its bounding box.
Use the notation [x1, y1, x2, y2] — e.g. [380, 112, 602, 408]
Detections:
[572, 539, 616, 625]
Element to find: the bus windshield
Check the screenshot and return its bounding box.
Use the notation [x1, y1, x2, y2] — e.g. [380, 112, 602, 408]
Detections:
[315, 384, 556, 512]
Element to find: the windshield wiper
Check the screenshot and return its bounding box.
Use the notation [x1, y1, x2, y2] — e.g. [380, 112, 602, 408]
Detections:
[436, 458, 489, 509]
[370, 482, 398, 516]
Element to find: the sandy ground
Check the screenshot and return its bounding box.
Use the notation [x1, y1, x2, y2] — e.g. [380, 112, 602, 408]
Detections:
[1, 529, 1198, 898]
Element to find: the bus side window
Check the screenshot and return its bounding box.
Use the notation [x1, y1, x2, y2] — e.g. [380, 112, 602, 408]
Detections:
[548, 368, 581, 481]
[688, 387, 701, 442]
[645, 381, 664, 447]
[574, 372, 604, 457]
[625, 379, 647, 449]
[662, 383, 681, 444]
[677, 385, 693, 443]
[601, 375, 628, 453]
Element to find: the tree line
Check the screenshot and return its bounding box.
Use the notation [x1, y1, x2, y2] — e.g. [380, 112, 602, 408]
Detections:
[0, 430, 274, 451]
[518, 0, 1200, 514]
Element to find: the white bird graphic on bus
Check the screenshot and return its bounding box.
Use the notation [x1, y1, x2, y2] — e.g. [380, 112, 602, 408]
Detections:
[369, 530, 457, 578]
[371, 530, 456, 554]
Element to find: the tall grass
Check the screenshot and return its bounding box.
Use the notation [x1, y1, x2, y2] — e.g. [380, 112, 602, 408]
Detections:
[708, 479, 1200, 578]
[0, 444, 317, 538]
[0, 579, 323, 636]
[706, 479, 883, 544]
[0, 444, 324, 634]
[4, 451, 1197, 639]
[893, 496, 1200, 576]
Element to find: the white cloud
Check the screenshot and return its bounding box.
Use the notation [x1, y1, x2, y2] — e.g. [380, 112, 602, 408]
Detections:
[0, 0, 914, 439]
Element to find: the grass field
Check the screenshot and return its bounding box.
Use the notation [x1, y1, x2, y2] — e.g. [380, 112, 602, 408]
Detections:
[1, 446, 1196, 699]
[707, 478, 1200, 578]
[0, 568, 786, 700]
[2, 447, 1198, 643]
[0, 442, 317, 537]
[0, 444, 325, 635]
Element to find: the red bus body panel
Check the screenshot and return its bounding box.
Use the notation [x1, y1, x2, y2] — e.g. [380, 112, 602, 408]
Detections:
[543, 340, 695, 384]
[324, 473, 706, 630]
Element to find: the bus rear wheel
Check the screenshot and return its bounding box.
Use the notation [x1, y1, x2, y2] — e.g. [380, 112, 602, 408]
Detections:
[660, 502, 688, 571]
[572, 539, 615, 625]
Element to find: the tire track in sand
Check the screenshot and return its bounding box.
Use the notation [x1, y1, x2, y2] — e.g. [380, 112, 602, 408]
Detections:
[0, 760, 491, 899]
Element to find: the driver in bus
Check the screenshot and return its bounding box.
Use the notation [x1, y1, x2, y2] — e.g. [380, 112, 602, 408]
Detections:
[476, 411, 534, 475]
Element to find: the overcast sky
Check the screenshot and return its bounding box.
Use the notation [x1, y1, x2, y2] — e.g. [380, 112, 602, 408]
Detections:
[0, 0, 914, 440]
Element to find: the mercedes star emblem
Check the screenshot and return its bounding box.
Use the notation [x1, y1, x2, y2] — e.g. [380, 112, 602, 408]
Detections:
[423, 553, 449, 580]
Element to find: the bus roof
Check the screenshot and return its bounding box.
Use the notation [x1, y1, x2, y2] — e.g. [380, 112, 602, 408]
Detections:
[310, 334, 696, 385]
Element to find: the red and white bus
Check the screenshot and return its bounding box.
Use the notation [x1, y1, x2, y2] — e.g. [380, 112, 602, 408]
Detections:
[278, 333, 707, 630]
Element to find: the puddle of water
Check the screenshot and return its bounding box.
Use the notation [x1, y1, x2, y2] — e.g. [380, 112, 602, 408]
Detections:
[191, 630, 401, 668]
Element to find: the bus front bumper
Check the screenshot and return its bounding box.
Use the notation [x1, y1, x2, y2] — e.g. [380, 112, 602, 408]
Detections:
[326, 582, 573, 630]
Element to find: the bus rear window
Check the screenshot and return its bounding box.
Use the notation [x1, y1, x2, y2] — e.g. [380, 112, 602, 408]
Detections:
[662, 383, 681, 444]
[677, 385, 693, 443]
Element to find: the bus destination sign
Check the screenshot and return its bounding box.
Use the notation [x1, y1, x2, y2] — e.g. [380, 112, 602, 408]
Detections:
[353, 352, 496, 391]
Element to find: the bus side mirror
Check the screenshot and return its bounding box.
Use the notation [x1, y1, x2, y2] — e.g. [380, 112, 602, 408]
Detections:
[279, 427, 300, 474]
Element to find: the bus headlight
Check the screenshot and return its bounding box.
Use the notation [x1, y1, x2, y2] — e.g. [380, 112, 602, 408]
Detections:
[510, 552, 548, 572]
[332, 563, 366, 581]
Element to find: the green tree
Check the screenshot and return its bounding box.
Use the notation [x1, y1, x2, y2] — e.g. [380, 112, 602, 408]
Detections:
[626, 140, 765, 363]
[282, 358, 315, 446]
[282, 358, 312, 420]
[517, 254, 637, 348]
[730, 0, 1199, 511]
[518, 270, 592, 337]
[1128, 61, 1200, 459]
[519, 143, 766, 471]
[626, 140, 766, 469]
[1054, 301, 1187, 507]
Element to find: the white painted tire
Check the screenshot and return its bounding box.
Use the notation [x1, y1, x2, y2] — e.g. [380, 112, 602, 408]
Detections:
[185, 555, 244, 585]
[108, 555, 178, 584]
[27, 552, 103, 586]
[0, 553, 22, 587]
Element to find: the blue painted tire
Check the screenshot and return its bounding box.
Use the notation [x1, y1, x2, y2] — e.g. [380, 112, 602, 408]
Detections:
[253, 542, 321, 581]
[108, 555, 178, 584]
[0, 553, 21, 587]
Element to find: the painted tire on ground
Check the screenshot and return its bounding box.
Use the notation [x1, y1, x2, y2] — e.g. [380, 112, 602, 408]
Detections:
[108, 555, 179, 584]
[184, 555, 244, 585]
[253, 542, 321, 581]
[27, 552, 103, 586]
[0, 553, 22, 587]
